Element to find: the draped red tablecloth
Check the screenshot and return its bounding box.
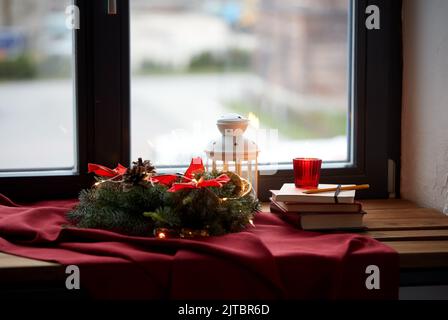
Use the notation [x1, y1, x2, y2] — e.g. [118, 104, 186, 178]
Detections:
[0, 195, 398, 299]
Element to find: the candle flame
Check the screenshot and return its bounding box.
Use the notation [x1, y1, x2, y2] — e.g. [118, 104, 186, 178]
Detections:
[248, 112, 260, 129]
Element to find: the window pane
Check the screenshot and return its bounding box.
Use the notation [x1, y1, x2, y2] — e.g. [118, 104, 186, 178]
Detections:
[131, 0, 350, 167]
[0, 0, 75, 174]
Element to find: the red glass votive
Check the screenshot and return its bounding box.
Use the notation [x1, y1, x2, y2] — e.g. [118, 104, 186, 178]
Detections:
[293, 158, 322, 188]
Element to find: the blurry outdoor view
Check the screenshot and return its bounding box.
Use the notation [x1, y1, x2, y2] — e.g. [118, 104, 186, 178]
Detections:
[0, 0, 75, 172]
[0, 0, 350, 173]
[131, 0, 351, 167]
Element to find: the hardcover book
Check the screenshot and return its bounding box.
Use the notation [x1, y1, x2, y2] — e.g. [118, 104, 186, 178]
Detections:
[270, 192, 362, 213]
[272, 184, 356, 204]
[270, 202, 366, 231]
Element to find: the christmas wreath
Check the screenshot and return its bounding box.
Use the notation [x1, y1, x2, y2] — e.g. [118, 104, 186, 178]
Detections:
[67, 157, 259, 238]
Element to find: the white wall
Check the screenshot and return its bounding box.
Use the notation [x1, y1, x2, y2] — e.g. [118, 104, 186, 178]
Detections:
[401, 0, 448, 213]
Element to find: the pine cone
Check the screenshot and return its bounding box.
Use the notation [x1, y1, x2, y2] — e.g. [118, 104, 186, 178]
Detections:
[123, 158, 156, 186]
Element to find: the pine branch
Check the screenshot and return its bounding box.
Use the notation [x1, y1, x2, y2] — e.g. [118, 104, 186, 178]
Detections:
[67, 159, 259, 237]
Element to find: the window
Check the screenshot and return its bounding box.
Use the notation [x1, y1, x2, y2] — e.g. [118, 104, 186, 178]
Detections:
[0, 0, 75, 174]
[130, 0, 351, 167]
[0, 0, 402, 201]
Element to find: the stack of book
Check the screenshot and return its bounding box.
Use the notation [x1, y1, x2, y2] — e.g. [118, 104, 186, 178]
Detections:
[270, 184, 366, 231]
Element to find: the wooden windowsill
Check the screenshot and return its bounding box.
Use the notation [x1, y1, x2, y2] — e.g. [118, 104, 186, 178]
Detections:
[265, 199, 448, 269]
[1, 199, 448, 283]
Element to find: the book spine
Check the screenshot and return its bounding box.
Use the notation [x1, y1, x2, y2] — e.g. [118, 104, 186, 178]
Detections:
[271, 199, 362, 214]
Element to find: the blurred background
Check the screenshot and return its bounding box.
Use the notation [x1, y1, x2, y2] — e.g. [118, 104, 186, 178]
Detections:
[0, 0, 350, 172]
[0, 0, 74, 171]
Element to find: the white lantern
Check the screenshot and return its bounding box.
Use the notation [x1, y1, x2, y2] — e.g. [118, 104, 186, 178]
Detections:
[205, 114, 259, 195]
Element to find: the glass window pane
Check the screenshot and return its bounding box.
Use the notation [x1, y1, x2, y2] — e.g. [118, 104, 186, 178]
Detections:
[131, 0, 350, 167]
[0, 0, 75, 174]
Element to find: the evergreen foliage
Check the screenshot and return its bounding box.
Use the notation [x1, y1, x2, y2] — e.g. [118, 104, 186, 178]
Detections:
[67, 164, 259, 237]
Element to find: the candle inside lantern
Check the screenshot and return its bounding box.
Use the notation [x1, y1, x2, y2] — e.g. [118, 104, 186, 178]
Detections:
[205, 114, 259, 195]
[293, 158, 322, 188]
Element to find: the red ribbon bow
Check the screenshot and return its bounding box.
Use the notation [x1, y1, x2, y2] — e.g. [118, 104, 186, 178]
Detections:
[88, 163, 127, 178]
[167, 174, 231, 192]
[149, 174, 178, 186]
[182, 157, 205, 181]
[150, 157, 230, 192]
[88, 157, 230, 192]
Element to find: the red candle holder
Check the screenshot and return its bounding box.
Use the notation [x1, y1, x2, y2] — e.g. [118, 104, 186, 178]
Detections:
[293, 158, 322, 188]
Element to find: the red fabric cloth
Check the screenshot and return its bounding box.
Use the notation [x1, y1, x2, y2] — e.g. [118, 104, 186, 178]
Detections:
[0, 197, 398, 300]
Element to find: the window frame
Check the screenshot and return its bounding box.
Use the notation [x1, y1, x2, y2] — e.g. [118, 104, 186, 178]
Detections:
[0, 0, 131, 201]
[0, 0, 402, 202]
[258, 0, 402, 200]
